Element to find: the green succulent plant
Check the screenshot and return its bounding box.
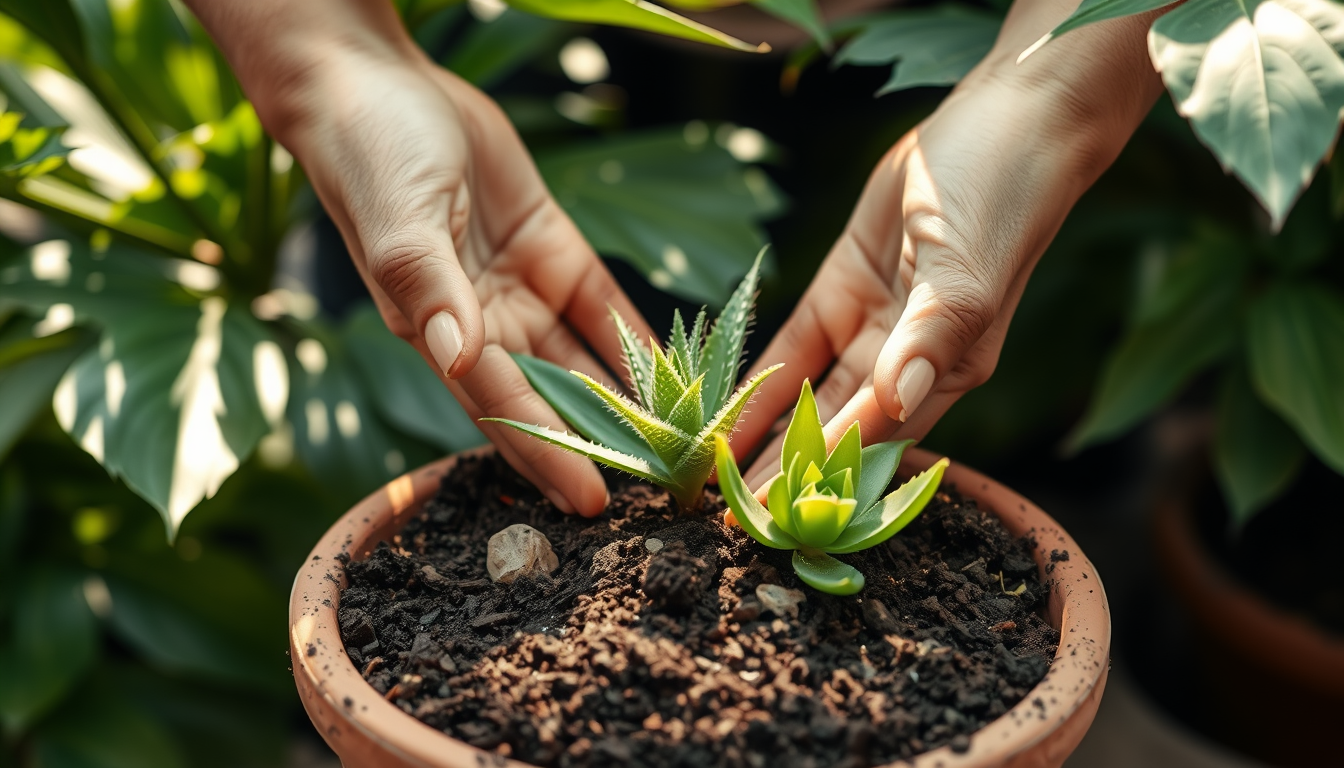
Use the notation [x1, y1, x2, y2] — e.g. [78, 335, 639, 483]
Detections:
[488, 250, 780, 510]
[715, 380, 949, 595]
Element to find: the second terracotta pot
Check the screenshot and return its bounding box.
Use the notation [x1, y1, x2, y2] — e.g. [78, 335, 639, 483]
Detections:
[289, 447, 1111, 768]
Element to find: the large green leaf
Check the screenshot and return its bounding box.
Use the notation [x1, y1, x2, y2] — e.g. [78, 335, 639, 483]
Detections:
[504, 0, 764, 51]
[288, 326, 438, 505]
[343, 304, 484, 454]
[833, 7, 1000, 93]
[1214, 364, 1307, 524]
[32, 671, 185, 768]
[0, 568, 98, 732]
[1068, 231, 1247, 450]
[0, 327, 92, 459]
[1031, 0, 1178, 49]
[854, 439, 909, 515]
[1149, 0, 1344, 228]
[442, 9, 571, 90]
[535, 128, 783, 306]
[0, 0, 88, 69]
[1246, 283, 1344, 473]
[512, 352, 664, 469]
[750, 0, 830, 47]
[51, 298, 277, 537]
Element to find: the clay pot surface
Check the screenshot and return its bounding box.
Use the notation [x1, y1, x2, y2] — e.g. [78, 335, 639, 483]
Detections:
[290, 447, 1110, 768]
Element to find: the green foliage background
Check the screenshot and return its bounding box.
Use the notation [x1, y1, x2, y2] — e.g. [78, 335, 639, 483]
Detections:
[0, 0, 1341, 764]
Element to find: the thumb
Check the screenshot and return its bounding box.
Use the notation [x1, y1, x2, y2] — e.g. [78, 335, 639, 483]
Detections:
[362, 186, 485, 380]
[873, 247, 1002, 424]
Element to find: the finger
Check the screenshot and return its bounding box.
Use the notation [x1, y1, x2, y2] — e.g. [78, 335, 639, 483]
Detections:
[456, 344, 609, 516]
[563, 255, 658, 376]
[360, 184, 486, 381]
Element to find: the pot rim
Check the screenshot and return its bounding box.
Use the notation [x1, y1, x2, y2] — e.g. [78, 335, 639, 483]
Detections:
[289, 447, 1110, 768]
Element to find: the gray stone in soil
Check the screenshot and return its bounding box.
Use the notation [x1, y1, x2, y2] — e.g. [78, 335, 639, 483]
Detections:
[756, 584, 806, 619]
[486, 523, 558, 583]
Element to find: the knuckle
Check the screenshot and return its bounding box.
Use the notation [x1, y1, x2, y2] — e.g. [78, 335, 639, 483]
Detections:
[367, 235, 436, 300]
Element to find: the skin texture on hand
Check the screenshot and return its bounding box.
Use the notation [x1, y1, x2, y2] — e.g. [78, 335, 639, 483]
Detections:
[186, 0, 655, 516]
[735, 0, 1167, 490]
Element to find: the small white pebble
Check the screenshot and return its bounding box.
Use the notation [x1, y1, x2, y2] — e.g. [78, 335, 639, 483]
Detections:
[739, 670, 762, 683]
[645, 538, 664, 553]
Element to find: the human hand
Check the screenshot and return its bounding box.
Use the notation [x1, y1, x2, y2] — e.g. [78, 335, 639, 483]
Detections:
[192, 1, 653, 516]
[735, 0, 1164, 490]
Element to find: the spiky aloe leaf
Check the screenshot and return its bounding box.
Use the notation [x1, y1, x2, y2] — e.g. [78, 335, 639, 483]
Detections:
[611, 309, 654, 407]
[669, 309, 697, 382]
[854, 439, 911, 515]
[668, 374, 705, 435]
[686, 310, 707, 378]
[782, 379, 826, 478]
[699, 247, 766, 421]
[673, 364, 783, 481]
[513, 353, 665, 469]
[483, 419, 674, 486]
[825, 458, 948, 554]
[574, 372, 694, 469]
[650, 344, 687, 415]
[715, 435, 800, 549]
[792, 550, 865, 595]
[822, 421, 862, 486]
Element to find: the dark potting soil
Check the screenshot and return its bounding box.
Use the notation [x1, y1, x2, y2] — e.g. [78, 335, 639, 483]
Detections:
[337, 453, 1058, 768]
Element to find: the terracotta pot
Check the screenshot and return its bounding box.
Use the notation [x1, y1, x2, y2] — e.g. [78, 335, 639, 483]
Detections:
[290, 447, 1110, 768]
[1152, 480, 1344, 767]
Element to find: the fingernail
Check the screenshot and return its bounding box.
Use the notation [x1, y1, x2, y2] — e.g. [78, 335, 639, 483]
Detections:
[896, 356, 935, 422]
[424, 311, 463, 377]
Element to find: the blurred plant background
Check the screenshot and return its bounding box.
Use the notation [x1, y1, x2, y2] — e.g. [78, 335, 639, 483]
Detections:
[0, 0, 1340, 765]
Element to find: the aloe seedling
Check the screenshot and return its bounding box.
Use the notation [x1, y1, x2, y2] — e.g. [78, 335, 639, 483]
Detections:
[715, 380, 949, 595]
[487, 250, 780, 510]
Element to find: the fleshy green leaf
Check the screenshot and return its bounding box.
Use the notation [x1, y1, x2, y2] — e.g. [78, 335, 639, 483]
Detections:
[821, 420, 862, 485]
[833, 7, 1000, 94]
[792, 550, 865, 595]
[608, 309, 655, 409]
[827, 458, 949, 553]
[672, 363, 782, 493]
[344, 304, 484, 453]
[574, 371, 693, 469]
[791, 483, 855, 548]
[699, 248, 766, 418]
[766, 465, 798, 537]
[1246, 283, 1344, 473]
[749, 0, 831, 48]
[669, 309, 693, 378]
[781, 378, 826, 477]
[0, 568, 97, 731]
[1148, 0, 1344, 228]
[714, 434, 800, 549]
[1214, 364, 1307, 525]
[537, 130, 782, 306]
[485, 418, 673, 486]
[512, 353, 662, 468]
[855, 439, 910, 515]
[504, 0, 765, 51]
